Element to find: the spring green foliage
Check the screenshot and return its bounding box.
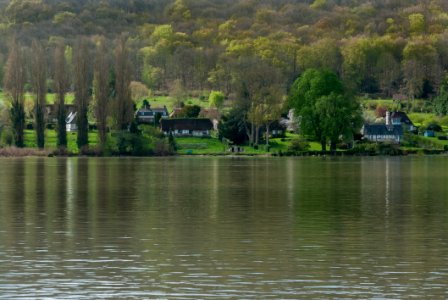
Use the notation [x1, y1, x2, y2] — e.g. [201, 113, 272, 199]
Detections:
[289, 69, 362, 151]
[208, 91, 225, 110]
[0, 0, 448, 99]
[434, 77, 448, 116]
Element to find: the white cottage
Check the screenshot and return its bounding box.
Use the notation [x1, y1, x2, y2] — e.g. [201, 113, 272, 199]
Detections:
[66, 111, 77, 132]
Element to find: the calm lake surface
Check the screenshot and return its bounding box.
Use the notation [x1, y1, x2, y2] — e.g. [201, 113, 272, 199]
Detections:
[0, 157, 448, 299]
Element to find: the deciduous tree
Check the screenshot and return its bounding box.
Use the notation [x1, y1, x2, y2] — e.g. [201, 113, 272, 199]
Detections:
[31, 40, 47, 149]
[53, 42, 69, 148]
[94, 38, 110, 148]
[114, 34, 134, 130]
[4, 39, 25, 147]
[73, 37, 91, 150]
[208, 91, 225, 110]
[289, 69, 361, 152]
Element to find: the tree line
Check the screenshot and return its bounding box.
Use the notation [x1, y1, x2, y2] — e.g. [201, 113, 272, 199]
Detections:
[3, 35, 134, 151]
[2, 0, 448, 101]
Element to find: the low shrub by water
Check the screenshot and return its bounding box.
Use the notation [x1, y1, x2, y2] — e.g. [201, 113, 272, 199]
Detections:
[0, 147, 51, 157]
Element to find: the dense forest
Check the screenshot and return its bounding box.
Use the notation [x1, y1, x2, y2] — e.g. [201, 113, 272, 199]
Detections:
[0, 0, 447, 98]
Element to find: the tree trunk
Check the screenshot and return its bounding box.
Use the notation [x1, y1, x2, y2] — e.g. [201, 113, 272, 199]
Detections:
[321, 140, 327, 152]
[255, 125, 260, 145]
[54, 43, 68, 149]
[56, 97, 67, 148]
[250, 122, 255, 146]
[4, 39, 26, 148]
[94, 38, 109, 150]
[31, 40, 47, 149]
[266, 123, 270, 145]
[330, 140, 337, 152]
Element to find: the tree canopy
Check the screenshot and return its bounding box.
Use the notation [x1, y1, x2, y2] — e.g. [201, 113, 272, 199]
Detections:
[289, 69, 361, 151]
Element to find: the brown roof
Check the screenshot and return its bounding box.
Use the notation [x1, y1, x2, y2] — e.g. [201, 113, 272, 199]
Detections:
[199, 108, 219, 120]
[170, 107, 183, 118]
[161, 118, 213, 131]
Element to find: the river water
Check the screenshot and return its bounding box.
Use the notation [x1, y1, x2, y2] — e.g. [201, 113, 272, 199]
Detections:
[0, 157, 447, 299]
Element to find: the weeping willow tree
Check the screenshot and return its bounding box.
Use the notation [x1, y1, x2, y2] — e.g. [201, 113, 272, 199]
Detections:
[4, 39, 25, 148]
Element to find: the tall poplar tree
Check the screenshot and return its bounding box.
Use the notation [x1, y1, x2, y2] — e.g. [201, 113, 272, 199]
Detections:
[31, 40, 47, 149]
[114, 35, 133, 130]
[53, 42, 69, 148]
[73, 38, 91, 150]
[4, 39, 25, 147]
[94, 38, 109, 148]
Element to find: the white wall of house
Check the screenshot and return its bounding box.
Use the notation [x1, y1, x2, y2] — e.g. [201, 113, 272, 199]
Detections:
[66, 123, 77, 132]
[366, 135, 400, 143]
[164, 130, 210, 137]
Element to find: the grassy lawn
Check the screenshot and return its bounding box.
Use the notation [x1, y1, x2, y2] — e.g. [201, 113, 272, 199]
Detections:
[175, 136, 226, 154]
[24, 129, 98, 153]
[174, 133, 325, 155]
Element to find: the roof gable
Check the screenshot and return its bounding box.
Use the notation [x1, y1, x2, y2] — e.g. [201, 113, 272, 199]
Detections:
[161, 118, 213, 131]
[364, 124, 403, 136]
[390, 111, 414, 126]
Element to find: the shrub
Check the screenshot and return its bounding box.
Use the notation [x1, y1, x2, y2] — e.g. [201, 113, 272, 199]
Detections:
[154, 138, 174, 156]
[439, 116, 448, 127]
[377, 143, 401, 155]
[402, 133, 442, 150]
[107, 131, 154, 156]
[1, 128, 14, 146]
[426, 122, 442, 132]
[348, 142, 378, 155]
[288, 138, 310, 153]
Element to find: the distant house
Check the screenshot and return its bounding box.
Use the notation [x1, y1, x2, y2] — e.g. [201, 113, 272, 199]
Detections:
[390, 111, 416, 132]
[45, 104, 76, 124]
[269, 121, 286, 137]
[66, 111, 77, 132]
[362, 124, 403, 143]
[135, 104, 169, 124]
[160, 118, 213, 137]
[279, 109, 299, 132]
[362, 111, 403, 143]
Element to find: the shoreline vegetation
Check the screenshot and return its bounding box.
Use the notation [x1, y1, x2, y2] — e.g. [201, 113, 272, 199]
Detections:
[2, 93, 448, 157]
[0, 147, 446, 158]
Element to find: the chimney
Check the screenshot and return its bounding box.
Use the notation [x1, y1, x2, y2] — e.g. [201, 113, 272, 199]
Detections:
[385, 111, 391, 126]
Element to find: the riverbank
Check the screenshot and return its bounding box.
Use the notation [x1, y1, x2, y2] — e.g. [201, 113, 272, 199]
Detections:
[0, 147, 52, 157]
[0, 146, 446, 157]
